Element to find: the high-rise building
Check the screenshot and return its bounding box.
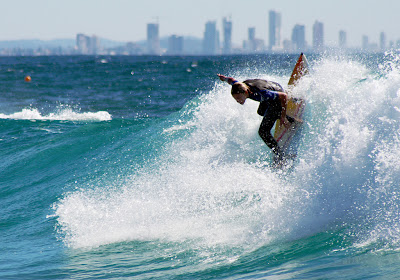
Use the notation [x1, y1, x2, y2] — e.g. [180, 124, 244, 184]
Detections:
[269, 10, 282, 51]
[76, 34, 101, 55]
[312, 21, 324, 51]
[168, 35, 184, 55]
[244, 27, 264, 53]
[339, 30, 347, 49]
[291, 24, 306, 51]
[380, 32, 386, 51]
[147, 23, 160, 55]
[222, 17, 232, 54]
[362, 35, 369, 50]
[90, 35, 100, 54]
[203, 21, 219, 55]
[248, 27, 256, 42]
[76, 34, 89, 54]
[248, 27, 256, 52]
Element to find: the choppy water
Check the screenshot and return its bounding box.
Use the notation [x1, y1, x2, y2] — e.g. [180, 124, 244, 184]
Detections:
[1, 52, 400, 279]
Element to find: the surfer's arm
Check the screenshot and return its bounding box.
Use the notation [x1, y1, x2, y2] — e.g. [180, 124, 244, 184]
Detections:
[217, 74, 238, 85]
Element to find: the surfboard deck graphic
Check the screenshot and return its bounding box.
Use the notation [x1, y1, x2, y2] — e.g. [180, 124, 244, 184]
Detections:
[273, 53, 309, 158]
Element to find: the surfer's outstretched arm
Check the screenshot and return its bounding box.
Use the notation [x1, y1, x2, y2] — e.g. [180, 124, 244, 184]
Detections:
[217, 74, 238, 85]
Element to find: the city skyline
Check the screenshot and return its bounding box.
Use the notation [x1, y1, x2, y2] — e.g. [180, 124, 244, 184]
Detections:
[0, 22, 396, 57]
[0, 0, 399, 49]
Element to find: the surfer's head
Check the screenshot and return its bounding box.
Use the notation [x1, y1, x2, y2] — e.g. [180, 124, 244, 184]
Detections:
[231, 82, 250, 105]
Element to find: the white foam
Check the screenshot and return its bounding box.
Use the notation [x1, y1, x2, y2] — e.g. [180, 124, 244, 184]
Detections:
[55, 162, 297, 249]
[296, 53, 400, 251]
[0, 107, 111, 121]
[54, 53, 400, 253]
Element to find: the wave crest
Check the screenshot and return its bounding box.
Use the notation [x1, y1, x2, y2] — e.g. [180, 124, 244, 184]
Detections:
[0, 107, 112, 121]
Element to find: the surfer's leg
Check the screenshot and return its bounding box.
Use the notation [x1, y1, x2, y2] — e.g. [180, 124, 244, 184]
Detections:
[258, 111, 283, 156]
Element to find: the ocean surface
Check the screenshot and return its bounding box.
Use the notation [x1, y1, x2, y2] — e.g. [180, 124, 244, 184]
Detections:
[1, 52, 400, 279]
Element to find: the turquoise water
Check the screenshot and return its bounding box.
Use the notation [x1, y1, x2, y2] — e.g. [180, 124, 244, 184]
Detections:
[1, 53, 400, 279]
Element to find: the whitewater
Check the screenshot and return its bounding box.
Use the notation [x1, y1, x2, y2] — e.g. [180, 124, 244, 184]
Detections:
[1, 53, 400, 279]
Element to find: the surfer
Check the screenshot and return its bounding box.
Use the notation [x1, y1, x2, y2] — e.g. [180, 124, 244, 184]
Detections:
[217, 74, 293, 160]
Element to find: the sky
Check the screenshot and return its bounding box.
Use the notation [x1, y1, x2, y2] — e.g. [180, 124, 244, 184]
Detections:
[1, 0, 399, 48]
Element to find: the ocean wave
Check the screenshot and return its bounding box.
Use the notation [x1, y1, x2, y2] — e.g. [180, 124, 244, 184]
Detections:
[54, 53, 400, 254]
[0, 107, 112, 121]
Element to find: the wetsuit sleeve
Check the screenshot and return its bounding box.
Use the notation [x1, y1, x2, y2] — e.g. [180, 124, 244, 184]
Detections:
[258, 90, 279, 102]
[226, 77, 238, 85]
[218, 74, 238, 85]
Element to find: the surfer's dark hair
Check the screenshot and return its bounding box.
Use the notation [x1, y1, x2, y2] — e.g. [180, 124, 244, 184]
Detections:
[231, 82, 249, 95]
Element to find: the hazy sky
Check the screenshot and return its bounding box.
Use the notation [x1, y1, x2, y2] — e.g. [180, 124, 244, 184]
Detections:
[2, 0, 399, 47]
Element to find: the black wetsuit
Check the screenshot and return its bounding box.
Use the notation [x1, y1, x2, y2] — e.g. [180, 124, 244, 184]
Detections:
[243, 79, 288, 156]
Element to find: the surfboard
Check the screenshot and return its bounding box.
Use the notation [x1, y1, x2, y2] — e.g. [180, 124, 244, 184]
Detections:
[273, 53, 309, 158]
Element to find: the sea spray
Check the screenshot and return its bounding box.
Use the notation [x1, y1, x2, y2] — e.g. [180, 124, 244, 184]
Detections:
[0, 105, 111, 121]
[53, 54, 400, 251]
[294, 52, 400, 248]
[46, 54, 400, 279]
[54, 81, 301, 249]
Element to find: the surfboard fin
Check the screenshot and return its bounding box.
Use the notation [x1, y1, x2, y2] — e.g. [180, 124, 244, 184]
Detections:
[286, 115, 303, 124]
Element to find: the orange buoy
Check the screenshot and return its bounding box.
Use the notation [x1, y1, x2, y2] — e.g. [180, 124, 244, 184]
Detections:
[24, 76, 32, 82]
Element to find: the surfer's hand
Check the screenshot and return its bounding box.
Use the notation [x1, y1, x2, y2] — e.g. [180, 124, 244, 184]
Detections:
[217, 74, 226, 81]
[281, 118, 291, 128]
[218, 75, 238, 86]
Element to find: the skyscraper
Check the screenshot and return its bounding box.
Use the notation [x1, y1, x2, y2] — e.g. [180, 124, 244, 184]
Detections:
[203, 21, 219, 55]
[76, 33, 89, 54]
[291, 24, 306, 51]
[312, 21, 324, 51]
[269, 10, 282, 51]
[222, 17, 232, 54]
[380, 32, 386, 51]
[76, 34, 101, 55]
[362, 35, 369, 50]
[248, 27, 256, 42]
[90, 35, 100, 55]
[248, 27, 256, 52]
[147, 23, 160, 55]
[339, 30, 347, 49]
[168, 35, 184, 55]
[245, 27, 264, 53]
